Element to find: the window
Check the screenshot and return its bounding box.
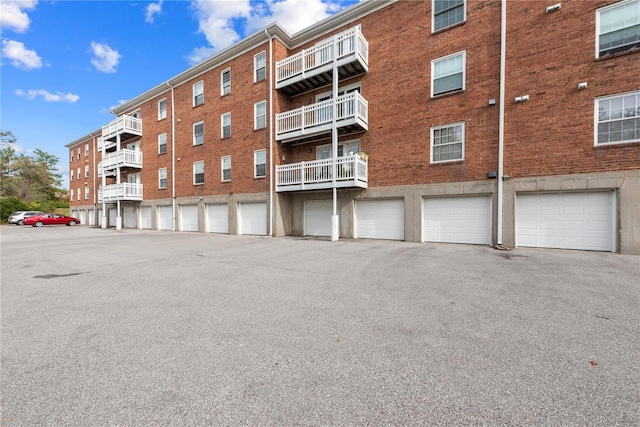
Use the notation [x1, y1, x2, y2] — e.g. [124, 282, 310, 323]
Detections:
[193, 121, 204, 145]
[84, 165, 89, 178]
[221, 112, 231, 138]
[159, 168, 167, 189]
[193, 161, 204, 185]
[222, 156, 231, 181]
[77, 167, 80, 180]
[84, 186, 89, 200]
[158, 133, 167, 154]
[431, 51, 465, 97]
[70, 152, 73, 163]
[597, 0, 640, 58]
[77, 188, 81, 201]
[433, 0, 465, 32]
[255, 100, 266, 129]
[70, 191, 74, 201]
[221, 69, 231, 95]
[254, 51, 266, 82]
[254, 149, 266, 178]
[77, 148, 80, 160]
[84, 144, 89, 157]
[316, 140, 360, 159]
[596, 91, 640, 145]
[193, 80, 204, 106]
[431, 122, 464, 163]
[158, 98, 167, 120]
[70, 170, 73, 182]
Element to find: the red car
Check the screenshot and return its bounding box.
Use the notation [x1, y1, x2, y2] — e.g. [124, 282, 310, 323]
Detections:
[24, 213, 80, 227]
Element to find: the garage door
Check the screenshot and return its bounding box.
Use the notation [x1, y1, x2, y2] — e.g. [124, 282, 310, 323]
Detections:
[79, 210, 87, 225]
[423, 196, 492, 245]
[180, 205, 199, 232]
[304, 200, 333, 237]
[157, 206, 173, 230]
[239, 202, 267, 235]
[516, 191, 615, 251]
[88, 209, 95, 226]
[356, 199, 404, 240]
[123, 206, 135, 229]
[108, 208, 117, 227]
[97, 209, 103, 227]
[206, 204, 228, 233]
[140, 207, 152, 229]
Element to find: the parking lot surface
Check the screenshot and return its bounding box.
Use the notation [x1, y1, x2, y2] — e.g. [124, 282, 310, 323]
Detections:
[1, 225, 639, 426]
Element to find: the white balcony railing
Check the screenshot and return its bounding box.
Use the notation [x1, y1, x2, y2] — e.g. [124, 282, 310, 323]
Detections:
[276, 26, 368, 86]
[276, 92, 368, 140]
[100, 149, 143, 172]
[276, 155, 368, 192]
[98, 183, 143, 202]
[97, 137, 116, 152]
[102, 115, 142, 142]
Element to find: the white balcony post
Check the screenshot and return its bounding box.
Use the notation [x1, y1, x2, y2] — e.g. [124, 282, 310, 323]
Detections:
[331, 40, 339, 242]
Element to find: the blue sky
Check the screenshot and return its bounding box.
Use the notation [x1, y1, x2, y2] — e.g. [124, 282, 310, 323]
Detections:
[1, 0, 359, 187]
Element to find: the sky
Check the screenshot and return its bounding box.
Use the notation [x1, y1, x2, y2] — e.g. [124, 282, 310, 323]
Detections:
[0, 0, 359, 187]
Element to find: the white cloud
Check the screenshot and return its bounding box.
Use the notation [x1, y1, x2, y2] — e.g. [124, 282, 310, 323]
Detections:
[90, 42, 121, 73]
[145, 0, 163, 24]
[0, 0, 38, 33]
[1, 39, 42, 70]
[100, 99, 128, 114]
[246, 0, 343, 35]
[186, 46, 217, 66]
[15, 89, 80, 103]
[190, 0, 251, 50]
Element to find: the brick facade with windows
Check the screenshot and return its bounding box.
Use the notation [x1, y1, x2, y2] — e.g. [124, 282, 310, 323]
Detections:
[66, 0, 640, 253]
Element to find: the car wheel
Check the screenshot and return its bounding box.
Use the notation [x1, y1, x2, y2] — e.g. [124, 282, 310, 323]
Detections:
[34, 221, 44, 227]
[17, 220, 24, 226]
[68, 221, 77, 226]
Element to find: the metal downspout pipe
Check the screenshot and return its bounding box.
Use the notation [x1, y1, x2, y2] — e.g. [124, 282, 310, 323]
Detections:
[166, 81, 176, 231]
[497, 0, 507, 246]
[265, 29, 274, 237]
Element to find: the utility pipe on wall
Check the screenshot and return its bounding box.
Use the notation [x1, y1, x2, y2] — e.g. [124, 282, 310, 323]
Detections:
[166, 81, 176, 231]
[497, 0, 507, 246]
[265, 29, 274, 237]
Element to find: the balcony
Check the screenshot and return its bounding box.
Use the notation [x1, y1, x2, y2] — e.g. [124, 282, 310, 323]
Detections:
[276, 26, 369, 97]
[102, 115, 142, 144]
[276, 92, 368, 143]
[98, 183, 143, 202]
[276, 155, 368, 192]
[100, 149, 143, 172]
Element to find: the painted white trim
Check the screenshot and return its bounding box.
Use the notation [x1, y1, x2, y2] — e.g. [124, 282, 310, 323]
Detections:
[221, 156, 231, 182]
[431, 50, 466, 97]
[193, 120, 204, 145]
[158, 98, 167, 120]
[430, 121, 465, 164]
[254, 149, 266, 178]
[193, 160, 204, 185]
[221, 112, 231, 138]
[431, 0, 466, 33]
[193, 80, 204, 106]
[221, 68, 231, 96]
[594, 90, 640, 147]
[254, 100, 267, 130]
[595, 0, 639, 58]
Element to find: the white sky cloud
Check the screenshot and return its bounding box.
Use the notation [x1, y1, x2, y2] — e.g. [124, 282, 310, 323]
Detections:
[15, 89, 80, 103]
[2, 39, 43, 70]
[100, 99, 128, 114]
[186, 46, 217, 66]
[145, 0, 163, 24]
[90, 42, 121, 73]
[246, 0, 342, 35]
[0, 0, 38, 33]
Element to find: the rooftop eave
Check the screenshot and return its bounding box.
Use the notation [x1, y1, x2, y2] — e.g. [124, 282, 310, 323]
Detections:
[64, 128, 102, 148]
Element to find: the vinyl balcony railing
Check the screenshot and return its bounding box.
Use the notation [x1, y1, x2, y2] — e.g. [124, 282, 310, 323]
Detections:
[100, 149, 143, 172]
[102, 115, 142, 143]
[98, 183, 143, 202]
[276, 26, 368, 90]
[276, 155, 368, 192]
[276, 92, 368, 141]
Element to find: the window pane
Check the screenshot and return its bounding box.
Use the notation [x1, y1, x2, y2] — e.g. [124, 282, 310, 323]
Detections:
[598, 0, 640, 55]
[434, 0, 465, 31]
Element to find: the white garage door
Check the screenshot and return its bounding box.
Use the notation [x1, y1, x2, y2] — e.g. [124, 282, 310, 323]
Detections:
[108, 208, 117, 227]
[140, 207, 152, 229]
[304, 200, 333, 237]
[88, 209, 95, 226]
[356, 199, 404, 240]
[157, 206, 173, 230]
[239, 202, 267, 235]
[516, 191, 615, 252]
[180, 205, 199, 232]
[423, 196, 492, 245]
[123, 206, 135, 229]
[79, 210, 87, 225]
[206, 204, 229, 233]
[71, 210, 78, 220]
[97, 209, 103, 227]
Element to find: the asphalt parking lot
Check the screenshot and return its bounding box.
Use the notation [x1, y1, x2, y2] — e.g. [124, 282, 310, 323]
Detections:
[1, 225, 639, 426]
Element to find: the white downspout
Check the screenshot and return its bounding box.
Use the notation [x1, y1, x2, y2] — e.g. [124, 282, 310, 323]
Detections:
[167, 81, 176, 231]
[265, 29, 274, 237]
[497, 0, 507, 246]
[101, 130, 107, 229]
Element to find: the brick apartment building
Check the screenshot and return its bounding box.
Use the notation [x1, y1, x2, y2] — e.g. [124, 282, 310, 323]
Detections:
[66, 0, 640, 254]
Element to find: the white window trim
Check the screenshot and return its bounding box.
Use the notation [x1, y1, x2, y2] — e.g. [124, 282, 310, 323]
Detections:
[254, 100, 266, 130]
[432, 0, 466, 33]
[221, 156, 231, 182]
[594, 90, 640, 146]
[84, 144, 89, 157]
[77, 167, 80, 180]
[254, 149, 266, 178]
[158, 98, 167, 120]
[77, 188, 81, 201]
[430, 121, 465, 164]
[315, 139, 361, 159]
[595, 0, 640, 58]
[158, 133, 168, 154]
[221, 68, 231, 96]
[254, 51, 266, 83]
[221, 112, 231, 138]
[193, 121, 204, 145]
[77, 148, 81, 160]
[84, 185, 89, 200]
[193, 161, 204, 185]
[193, 80, 204, 106]
[431, 50, 466, 97]
[84, 165, 89, 178]
[159, 168, 168, 189]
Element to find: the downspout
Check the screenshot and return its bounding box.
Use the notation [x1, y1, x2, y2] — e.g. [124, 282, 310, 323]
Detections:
[497, 0, 507, 246]
[167, 81, 176, 231]
[265, 28, 274, 237]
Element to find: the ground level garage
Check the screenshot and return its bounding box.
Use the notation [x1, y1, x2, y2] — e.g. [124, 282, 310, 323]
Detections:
[157, 206, 173, 231]
[423, 196, 492, 245]
[180, 205, 199, 232]
[238, 202, 267, 235]
[355, 199, 404, 241]
[304, 200, 333, 237]
[206, 204, 229, 233]
[516, 191, 615, 252]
